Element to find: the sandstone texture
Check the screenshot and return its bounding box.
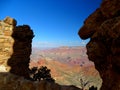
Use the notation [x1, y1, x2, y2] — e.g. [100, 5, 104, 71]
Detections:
[0, 16, 34, 78]
[78, 0, 120, 90]
[0, 17, 15, 72]
[0, 17, 82, 90]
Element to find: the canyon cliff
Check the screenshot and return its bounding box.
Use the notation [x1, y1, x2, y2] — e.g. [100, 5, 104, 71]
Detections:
[78, 0, 120, 90]
[30, 47, 102, 89]
[0, 17, 81, 90]
[0, 16, 34, 78]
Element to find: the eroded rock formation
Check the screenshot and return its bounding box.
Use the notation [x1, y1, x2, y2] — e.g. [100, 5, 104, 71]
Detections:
[0, 73, 81, 90]
[0, 16, 34, 78]
[0, 17, 82, 90]
[78, 0, 120, 90]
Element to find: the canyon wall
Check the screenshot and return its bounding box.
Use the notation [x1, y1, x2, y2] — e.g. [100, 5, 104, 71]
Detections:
[0, 17, 34, 78]
[0, 17, 15, 72]
[0, 17, 82, 90]
[78, 0, 120, 90]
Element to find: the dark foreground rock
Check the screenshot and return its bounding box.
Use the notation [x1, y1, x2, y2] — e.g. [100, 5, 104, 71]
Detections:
[78, 0, 120, 90]
[0, 17, 82, 90]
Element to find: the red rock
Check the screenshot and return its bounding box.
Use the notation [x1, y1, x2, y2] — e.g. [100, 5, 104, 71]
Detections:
[100, 0, 120, 18]
[78, 9, 106, 39]
[78, 0, 120, 90]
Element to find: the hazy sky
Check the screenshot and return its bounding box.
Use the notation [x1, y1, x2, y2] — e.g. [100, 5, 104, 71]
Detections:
[0, 0, 102, 48]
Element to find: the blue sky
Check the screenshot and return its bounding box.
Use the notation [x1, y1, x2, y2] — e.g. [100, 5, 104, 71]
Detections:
[0, 0, 102, 48]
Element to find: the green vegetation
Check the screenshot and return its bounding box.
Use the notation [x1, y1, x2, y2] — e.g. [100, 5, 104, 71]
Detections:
[29, 66, 55, 82]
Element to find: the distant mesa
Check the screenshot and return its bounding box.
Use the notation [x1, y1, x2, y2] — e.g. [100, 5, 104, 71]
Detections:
[0, 17, 83, 90]
[30, 46, 102, 89]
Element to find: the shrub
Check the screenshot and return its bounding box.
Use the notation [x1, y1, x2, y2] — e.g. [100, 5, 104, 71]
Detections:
[29, 66, 55, 82]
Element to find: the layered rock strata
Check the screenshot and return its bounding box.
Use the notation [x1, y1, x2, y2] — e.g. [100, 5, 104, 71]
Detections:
[0, 17, 34, 78]
[78, 0, 120, 90]
[0, 17, 82, 90]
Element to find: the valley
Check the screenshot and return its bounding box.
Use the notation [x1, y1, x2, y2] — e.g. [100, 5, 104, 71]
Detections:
[30, 46, 102, 89]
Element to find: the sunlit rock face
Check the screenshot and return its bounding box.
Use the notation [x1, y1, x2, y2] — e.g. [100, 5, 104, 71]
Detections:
[0, 17, 16, 72]
[78, 0, 120, 90]
[0, 17, 82, 90]
[0, 16, 34, 78]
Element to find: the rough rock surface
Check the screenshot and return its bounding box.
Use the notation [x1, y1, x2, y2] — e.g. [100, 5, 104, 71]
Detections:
[0, 73, 81, 90]
[0, 17, 82, 90]
[78, 0, 120, 90]
[0, 16, 34, 78]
